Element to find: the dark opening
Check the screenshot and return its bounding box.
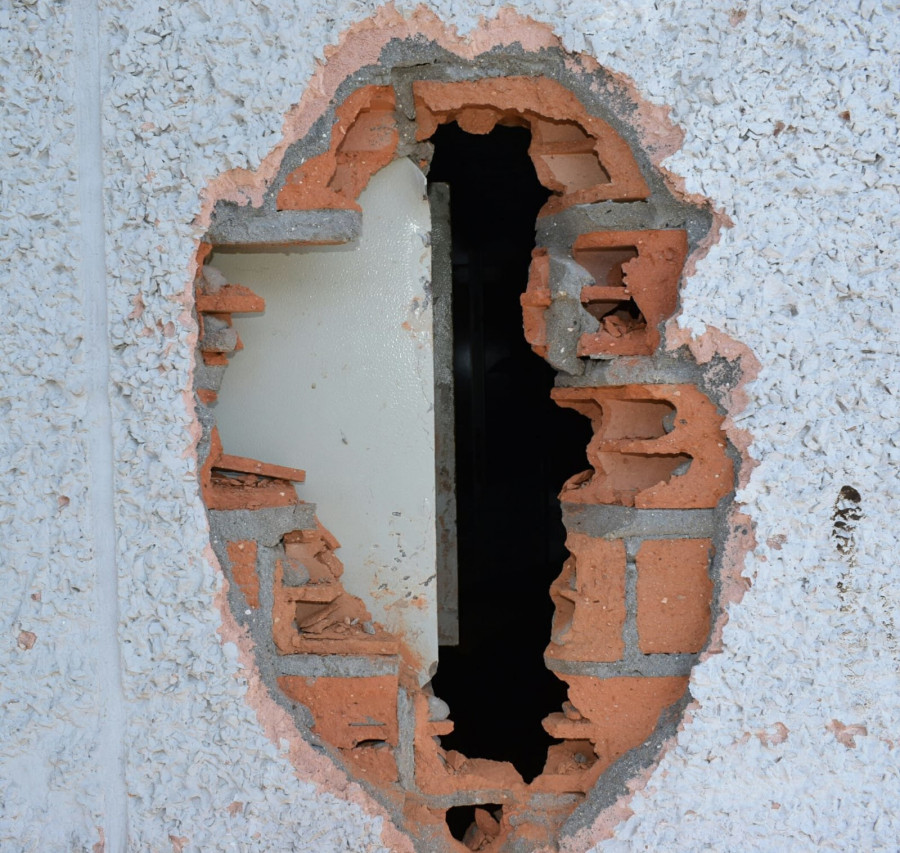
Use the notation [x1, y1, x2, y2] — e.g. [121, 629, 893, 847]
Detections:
[445, 804, 503, 845]
[428, 122, 593, 781]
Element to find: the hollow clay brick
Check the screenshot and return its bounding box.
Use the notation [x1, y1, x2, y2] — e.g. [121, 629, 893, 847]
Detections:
[204, 473, 299, 511]
[412, 693, 525, 797]
[276, 674, 399, 749]
[520, 248, 551, 357]
[543, 674, 688, 773]
[546, 534, 626, 663]
[215, 453, 306, 483]
[413, 77, 649, 215]
[196, 283, 265, 314]
[272, 530, 398, 657]
[552, 384, 733, 508]
[202, 427, 301, 511]
[573, 230, 688, 357]
[226, 540, 259, 609]
[277, 86, 398, 212]
[636, 538, 713, 654]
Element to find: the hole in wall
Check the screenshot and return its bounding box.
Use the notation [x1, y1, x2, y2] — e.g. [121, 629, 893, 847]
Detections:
[196, 59, 743, 851]
[445, 804, 504, 848]
[427, 122, 592, 782]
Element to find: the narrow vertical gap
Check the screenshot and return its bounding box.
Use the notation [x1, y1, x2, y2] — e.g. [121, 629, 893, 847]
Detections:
[74, 0, 128, 846]
[427, 122, 592, 781]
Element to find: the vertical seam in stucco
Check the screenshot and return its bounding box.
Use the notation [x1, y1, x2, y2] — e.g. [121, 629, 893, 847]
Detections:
[73, 0, 128, 848]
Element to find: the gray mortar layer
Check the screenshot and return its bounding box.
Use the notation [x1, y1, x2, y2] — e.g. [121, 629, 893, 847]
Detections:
[207, 207, 362, 248]
[194, 39, 743, 853]
[193, 351, 227, 391]
[562, 505, 718, 539]
[208, 504, 317, 547]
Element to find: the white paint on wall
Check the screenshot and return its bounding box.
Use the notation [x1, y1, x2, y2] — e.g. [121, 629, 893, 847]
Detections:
[214, 158, 439, 682]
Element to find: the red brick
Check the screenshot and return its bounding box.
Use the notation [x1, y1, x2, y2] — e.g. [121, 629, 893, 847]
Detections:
[552, 384, 733, 508]
[573, 230, 687, 357]
[277, 674, 399, 749]
[543, 675, 688, 773]
[215, 453, 305, 483]
[277, 86, 398, 212]
[546, 535, 626, 663]
[196, 283, 265, 314]
[226, 540, 259, 609]
[520, 248, 551, 357]
[413, 77, 649, 215]
[636, 539, 713, 653]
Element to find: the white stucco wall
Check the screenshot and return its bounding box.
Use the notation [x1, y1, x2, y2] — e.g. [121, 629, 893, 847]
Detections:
[214, 159, 439, 682]
[2, 1, 899, 851]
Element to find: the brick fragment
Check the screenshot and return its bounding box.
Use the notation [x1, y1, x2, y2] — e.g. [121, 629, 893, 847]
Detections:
[226, 540, 259, 609]
[196, 283, 265, 314]
[543, 675, 688, 773]
[520, 248, 551, 357]
[277, 86, 398, 212]
[215, 454, 305, 483]
[546, 535, 625, 663]
[574, 230, 687, 357]
[553, 384, 733, 508]
[636, 539, 713, 653]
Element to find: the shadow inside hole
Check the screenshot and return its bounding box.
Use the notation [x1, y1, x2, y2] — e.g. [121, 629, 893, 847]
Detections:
[445, 804, 503, 848]
[428, 122, 591, 781]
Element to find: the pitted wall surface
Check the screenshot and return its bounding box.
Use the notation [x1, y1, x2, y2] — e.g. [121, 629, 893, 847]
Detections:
[1, 1, 899, 852]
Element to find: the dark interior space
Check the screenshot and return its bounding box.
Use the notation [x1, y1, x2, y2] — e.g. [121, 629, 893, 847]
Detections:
[445, 804, 503, 843]
[427, 122, 594, 782]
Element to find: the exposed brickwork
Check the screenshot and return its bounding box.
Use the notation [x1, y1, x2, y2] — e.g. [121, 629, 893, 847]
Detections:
[636, 539, 714, 654]
[413, 77, 650, 216]
[544, 675, 689, 775]
[552, 384, 733, 509]
[546, 535, 626, 663]
[278, 674, 400, 748]
[274, 524, 399, 656]
[277, 86, 398, 212]
[520, 249, 551, 357]
[196, 62, 742, 853]
[573, 230, 687, 357]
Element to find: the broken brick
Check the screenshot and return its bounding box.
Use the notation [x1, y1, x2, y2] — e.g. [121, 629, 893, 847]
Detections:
[546, 535, 626, 663]
[277, 674, 399, 748]
[277, 86, 398, 212]
[413, 77, 649, 216]
[573, 230, 687, 357]
[520, 248, 551, 357]
[552, 384, 733, 508]
[543, 675, 689, 773]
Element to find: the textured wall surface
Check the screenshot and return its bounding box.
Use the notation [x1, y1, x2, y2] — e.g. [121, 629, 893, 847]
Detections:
[1, 0, 898, 851]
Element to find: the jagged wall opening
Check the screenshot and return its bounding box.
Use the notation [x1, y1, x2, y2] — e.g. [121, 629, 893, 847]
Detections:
[196, 51, 748, 853]
[427, 121, 590, 781]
